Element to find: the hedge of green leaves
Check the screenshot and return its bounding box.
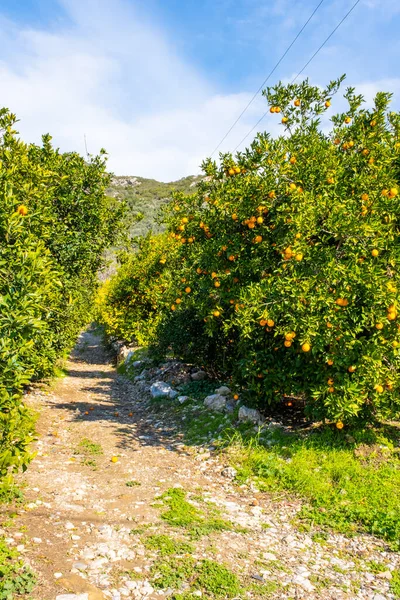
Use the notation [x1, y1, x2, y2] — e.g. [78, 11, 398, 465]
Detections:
[0, 108, 124, 478]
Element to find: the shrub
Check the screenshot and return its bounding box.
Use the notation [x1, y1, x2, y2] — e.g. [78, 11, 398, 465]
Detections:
[0, 108, 125, 477]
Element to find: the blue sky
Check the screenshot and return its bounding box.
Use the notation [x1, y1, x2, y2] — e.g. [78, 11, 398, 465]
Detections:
[0, 0, 399, 180]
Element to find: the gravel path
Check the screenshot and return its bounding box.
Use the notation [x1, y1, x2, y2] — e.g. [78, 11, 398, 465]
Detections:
[1, 329, 398, 600]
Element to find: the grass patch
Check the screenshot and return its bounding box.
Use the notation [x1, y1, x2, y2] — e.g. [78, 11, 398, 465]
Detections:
[151, 556, 241, 598]
[143, 534, 193, 556]
[159, 488, 233, 539]
[126, 480, 141, 487]
[76, 438, 103, 455]
[0, 537, 36, 598]
[228, 423, 400, 548]
[391, 569, 400, 599]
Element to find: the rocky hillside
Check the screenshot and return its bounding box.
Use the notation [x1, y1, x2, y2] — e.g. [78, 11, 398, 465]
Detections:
[107, 174, 201, 238]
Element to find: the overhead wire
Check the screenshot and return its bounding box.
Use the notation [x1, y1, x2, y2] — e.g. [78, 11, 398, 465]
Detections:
[209, 0, 327, 158]
[233, 0, 362, 152]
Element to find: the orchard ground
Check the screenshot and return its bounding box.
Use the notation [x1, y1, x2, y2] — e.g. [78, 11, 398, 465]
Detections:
[1, 328, 400, 600]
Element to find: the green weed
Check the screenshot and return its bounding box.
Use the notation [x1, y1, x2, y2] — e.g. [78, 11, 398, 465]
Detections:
[0, 537, 36, 599]
[152, 556, 241, 598]
[143, 534, 193, 556]
[391, 569, 400, 598]
[159, 488, 233, 538]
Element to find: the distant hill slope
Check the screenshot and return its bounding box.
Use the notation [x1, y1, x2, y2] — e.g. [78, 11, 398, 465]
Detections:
[107, 174, 202, 238]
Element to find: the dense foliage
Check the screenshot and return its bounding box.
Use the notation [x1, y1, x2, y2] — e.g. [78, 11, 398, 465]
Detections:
[0, 108, 124, 477]
[98, 77, 400, 425]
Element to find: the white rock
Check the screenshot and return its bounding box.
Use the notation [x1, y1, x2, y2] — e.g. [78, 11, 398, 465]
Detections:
[215, 386, 231, 396]
[221, 466, 237, 478]
[191, 370, 207, 381]
[168, 389, 179, 399]
[32, 537, 42, 544]
[204, 394, 226, 412]
[262, 552, 277, 561]
[238, 406, 262, 423]
[65, 522, 75, 530]
[56, 595, 89, 600]
[150, 381, 173, 398]
[177, 396, 189, 404]
[16, 544, 25, 552]
[54, 572, 63, 578]
[292, 575, 315, 592]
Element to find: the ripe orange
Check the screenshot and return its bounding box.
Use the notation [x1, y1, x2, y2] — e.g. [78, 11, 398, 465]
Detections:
[185, 287, 191, 293]
[181, 217, 188, 224]
[328, 387, 335, 393]
[267, 319, 275, 327]
[348, 365, 356, 373]
[389, 187, 398, 197]
[176, 298, 182, 304]
[295, 253, 303, 261]
[232, 213, 238, 220]
[284, 340, 292, 348]
[294, 99, 301, 107]
[289, 183, 297, 190]
[302, 342, 311, 352]
[336, 421, 344, 429]
[387, 311, 397, 321]
[361, 193, 369, 201]
[228, 168, 235, 176]
[327, 359, 334, 366]
[344, 116, 351, 124]
[327, 177, 335, 184]
[84, 411, 89, 415]
[370, 119, 377, 127]
[275, 106, 281, 113]
[333, 138, 340, 145]
[254, 235, 262, 243]
[371, 249, 379, 257]
[326, 322, 332, 328]
[374, 384, 384, 393]
[362, 149, 369, 156]
[325, 100, 331, 108]
[213, 310, 220, 317]
[234, 166, 241, 174]
[259, 319, 267, 327]
[282, 116, 288, 124]
[392, 341, 399, 348]
[233, 394, 239, 400]
[375, 323, 384, 330]
[268, 191, 276, 199]
[16, 205, 28, 216]
[214, 280, 221, 288]
[111, 456, 119, 463]
[289, 156, 296, 164]
[171, 304, 176, 311]
[327, 378, 334, 385]
[256, 216, 264, 224]
[228, 255, 235, 261]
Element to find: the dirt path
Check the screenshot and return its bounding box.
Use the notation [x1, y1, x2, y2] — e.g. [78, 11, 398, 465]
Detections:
[1, 330, 398, 600]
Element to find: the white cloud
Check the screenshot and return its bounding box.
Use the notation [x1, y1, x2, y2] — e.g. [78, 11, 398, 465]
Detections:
[1, 0, 398, 181]
[0, 0, 274, 181]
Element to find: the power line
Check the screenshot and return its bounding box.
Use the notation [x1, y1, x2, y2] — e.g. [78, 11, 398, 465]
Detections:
[233, 0, 362, 152]
[209, 0, 327, 158]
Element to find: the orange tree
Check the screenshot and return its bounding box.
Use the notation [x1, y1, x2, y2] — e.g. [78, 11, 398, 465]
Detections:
[0, 108, 125, 478]
[160, 76, 400, 424]
[96, 233, 180, 347]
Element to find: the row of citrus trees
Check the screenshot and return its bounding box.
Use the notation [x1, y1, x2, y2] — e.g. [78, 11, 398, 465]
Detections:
[97, 77, 400, 426]
[0, 108, 124, 478]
